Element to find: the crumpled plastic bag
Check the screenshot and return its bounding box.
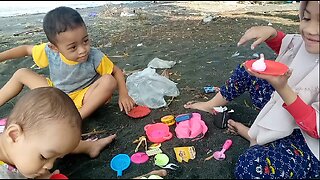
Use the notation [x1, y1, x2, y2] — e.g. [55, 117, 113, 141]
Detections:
[126, 67, 179, 109]
[147, 57, 176, 69]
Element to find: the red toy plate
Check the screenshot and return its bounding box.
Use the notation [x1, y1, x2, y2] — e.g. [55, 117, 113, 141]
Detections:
[245, 60, 289, 76]
[127, 106, 151, 119]
[50, 174, 68, 179]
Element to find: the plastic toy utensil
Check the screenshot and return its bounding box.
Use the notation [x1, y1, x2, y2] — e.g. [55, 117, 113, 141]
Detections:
[110, 154, 131, 177]
[50, 174, 68, 179]
[160, 163, 179, 170]
[213, 139, 232, 160]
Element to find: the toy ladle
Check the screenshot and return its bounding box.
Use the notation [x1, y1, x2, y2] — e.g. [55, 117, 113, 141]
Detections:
[213, 139, 232, 160]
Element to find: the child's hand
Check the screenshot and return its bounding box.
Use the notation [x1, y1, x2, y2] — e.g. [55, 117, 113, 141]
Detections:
[118, 94, 136, 114]
[245, 64, 292, 91]
[237, 26, 277, 50]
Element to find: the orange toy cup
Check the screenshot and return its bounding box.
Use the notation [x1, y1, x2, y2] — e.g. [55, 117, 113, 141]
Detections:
[144, 123, 173, 143]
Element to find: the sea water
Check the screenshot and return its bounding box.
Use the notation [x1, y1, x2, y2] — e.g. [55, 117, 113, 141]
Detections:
[0, 1, 135, 17]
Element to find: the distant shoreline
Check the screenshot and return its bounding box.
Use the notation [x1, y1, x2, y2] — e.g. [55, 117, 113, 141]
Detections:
[0, 1, 136, 18]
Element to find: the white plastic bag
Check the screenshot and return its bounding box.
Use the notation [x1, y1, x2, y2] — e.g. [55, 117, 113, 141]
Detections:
[126, 67, 180, 109]
[147, 57, 176, 69]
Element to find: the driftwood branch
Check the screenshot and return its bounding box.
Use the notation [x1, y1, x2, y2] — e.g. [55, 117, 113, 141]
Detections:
[81, 130, 107, 137]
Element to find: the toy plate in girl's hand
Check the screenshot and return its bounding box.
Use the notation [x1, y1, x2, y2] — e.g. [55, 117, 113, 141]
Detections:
[245, 60, 289, 76]
[127, 106, 151, 119]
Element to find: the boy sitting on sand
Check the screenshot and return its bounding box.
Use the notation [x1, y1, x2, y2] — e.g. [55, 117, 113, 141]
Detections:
[0, 6, 135, 120]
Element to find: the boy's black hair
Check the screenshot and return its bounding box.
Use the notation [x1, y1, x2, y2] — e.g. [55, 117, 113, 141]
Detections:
[43, 6, 85, 45]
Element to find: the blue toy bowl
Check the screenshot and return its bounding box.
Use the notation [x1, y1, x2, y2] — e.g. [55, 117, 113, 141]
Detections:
[110, 154, 131, 177]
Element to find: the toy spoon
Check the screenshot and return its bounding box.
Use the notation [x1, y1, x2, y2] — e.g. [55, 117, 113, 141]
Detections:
[213, 139, 232, 160]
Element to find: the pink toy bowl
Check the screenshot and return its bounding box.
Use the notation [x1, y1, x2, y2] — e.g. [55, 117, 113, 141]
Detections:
[144, 123, 173, 143]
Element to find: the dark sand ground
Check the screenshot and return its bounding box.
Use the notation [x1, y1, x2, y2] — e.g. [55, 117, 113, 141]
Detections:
[0, 1, 300, 179]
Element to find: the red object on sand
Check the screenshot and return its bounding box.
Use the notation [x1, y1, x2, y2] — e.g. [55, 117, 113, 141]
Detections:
[245, 60, 289, 76]
[127, 106, 151, 118]
[50, 174, 68, 179]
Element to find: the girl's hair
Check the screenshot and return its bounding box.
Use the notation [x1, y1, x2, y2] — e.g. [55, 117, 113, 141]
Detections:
[299, 1, 308, 20]
[6, 87, 82, 136]
[43, 6, 86, 45]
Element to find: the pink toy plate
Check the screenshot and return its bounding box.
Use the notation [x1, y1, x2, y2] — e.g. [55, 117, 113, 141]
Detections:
[130, 152, 149, 164]
[245, 60, 289, 76]
[144, 123, 173, 143]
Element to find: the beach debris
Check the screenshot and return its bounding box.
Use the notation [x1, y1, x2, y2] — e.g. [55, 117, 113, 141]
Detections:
[203, 86, 219, 94]
[212, 106, 228, 113]
[231, 51, 240, 57]
[244, 99, 251, 108]
[160, 69, 170, 78]
[88, 12, 97, 17]
[123, 68, 144, 76]
[204, 154, 214, 161]
[81, 129, 106, 137]
[268, 22, 272, 26]
[252, 53, 260, 58]
[126, 67, 179, 109]
[30, 63, 40, 70]
[120, 11, 136, 17]
[13, 27, 43, 36]
[201, 15, 216, 24]
[147, 57, 176, 69]
[206, 149, 212, 155]
[137, 43, 143, 47]
[81, 129, 107, 141]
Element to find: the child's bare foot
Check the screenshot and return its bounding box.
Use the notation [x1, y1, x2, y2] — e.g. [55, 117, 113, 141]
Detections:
[227, 120, 251, 140]
[183, 101, 213, 114]
[88, 134, 116, 158]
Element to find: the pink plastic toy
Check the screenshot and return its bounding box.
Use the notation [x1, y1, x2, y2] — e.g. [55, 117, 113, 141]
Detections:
[131, 152, 149, 164]
[50, 173, 68, 179]
[174, 113, 208, 140]
[213, 139, 232, 160]
[144, 123, 172, 143]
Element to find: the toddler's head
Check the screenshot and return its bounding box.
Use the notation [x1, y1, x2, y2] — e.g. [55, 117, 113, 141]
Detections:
[3, 87, 82, 178]
[299, 1, 319, 54]
[43, 6, 90, 63]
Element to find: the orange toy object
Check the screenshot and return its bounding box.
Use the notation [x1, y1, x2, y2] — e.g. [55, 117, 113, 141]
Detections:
[244, 60, 289, 76]
[127, 106, 151, 118]
[161, 115, 175, 126]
